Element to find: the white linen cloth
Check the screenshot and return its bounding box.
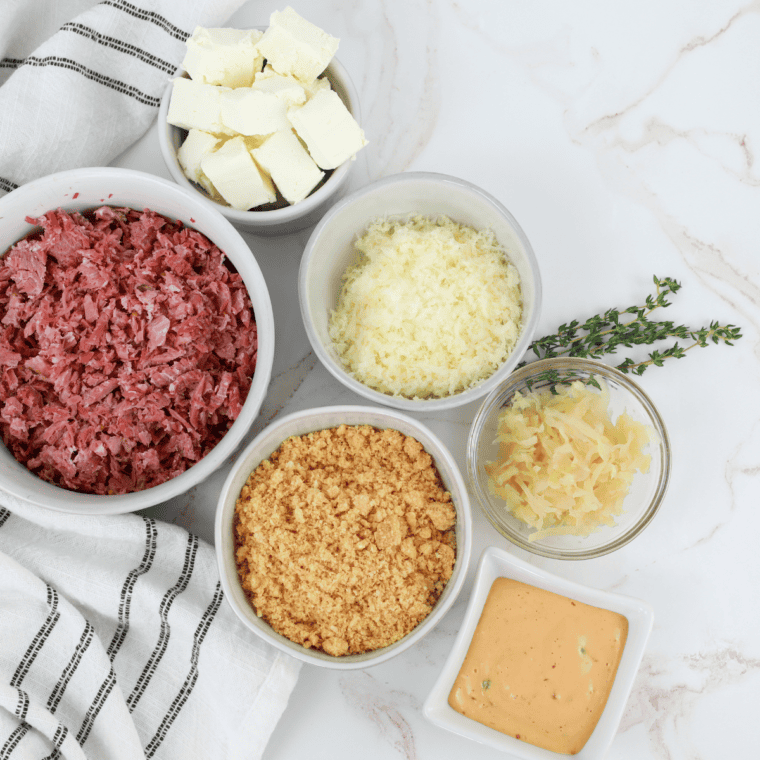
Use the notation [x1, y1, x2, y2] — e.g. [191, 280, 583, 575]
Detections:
[0, 2, 303, 758]
[0, 0, 245, 195]
[0, 494, 301, 760]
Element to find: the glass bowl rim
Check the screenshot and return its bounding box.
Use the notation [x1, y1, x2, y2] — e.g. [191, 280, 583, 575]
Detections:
[466, 356, 672, 560]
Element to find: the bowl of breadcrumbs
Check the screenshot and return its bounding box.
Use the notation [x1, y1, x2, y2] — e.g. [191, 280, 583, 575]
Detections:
[215, 405, 473, 668]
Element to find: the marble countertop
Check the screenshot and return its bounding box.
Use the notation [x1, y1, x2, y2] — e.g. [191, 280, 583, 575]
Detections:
[121, 1, 760, 757]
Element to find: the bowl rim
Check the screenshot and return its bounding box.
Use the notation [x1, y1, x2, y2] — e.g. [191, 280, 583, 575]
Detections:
[0, 166, 274, 514]
[467, 356, 671, 559]
[157, 49, 361, 227]
[298, 170, 543, 411]
[214, 403, 473, 669]
[422, 544, 655, 760]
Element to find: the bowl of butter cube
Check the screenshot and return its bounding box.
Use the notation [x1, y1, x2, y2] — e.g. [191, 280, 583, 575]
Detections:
[158, 7, 367, 235]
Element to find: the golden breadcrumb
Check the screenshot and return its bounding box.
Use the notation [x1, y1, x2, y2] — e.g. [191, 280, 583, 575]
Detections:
[234, 424, 457, 656]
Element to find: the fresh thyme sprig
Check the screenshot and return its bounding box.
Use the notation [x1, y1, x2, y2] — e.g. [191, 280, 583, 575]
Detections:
[520, 275, 742, 388]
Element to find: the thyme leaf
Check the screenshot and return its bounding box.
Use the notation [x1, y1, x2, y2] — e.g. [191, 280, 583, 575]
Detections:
[520, 275, 742, 388]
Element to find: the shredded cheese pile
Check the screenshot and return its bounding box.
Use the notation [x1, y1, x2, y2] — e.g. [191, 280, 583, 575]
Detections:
[485, 379, 653, 540]
[328, 215, 523, 399]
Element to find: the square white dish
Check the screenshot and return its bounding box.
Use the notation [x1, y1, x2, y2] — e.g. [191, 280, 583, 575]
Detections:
[423, 546, 654, 759]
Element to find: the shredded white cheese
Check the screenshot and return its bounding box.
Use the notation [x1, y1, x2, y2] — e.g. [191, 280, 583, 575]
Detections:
[328, 215, 523, 399]
[485, 379, 654, 540]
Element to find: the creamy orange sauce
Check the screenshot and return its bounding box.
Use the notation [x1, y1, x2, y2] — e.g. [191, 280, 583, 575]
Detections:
[448, 578, 628, 755]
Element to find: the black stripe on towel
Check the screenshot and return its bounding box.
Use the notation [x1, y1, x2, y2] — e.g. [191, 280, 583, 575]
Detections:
[126, 532, 199, 711]
[0, 177, 19, 194]
[0, 689, 31, 760]
[101, 0, 191, 41]
[47, 620, 95, 713]
[0, 722, 28, 760]
[0, 507, 11, 528]
[143, 582, 225, 758]
[14, 689, 30, 723]
[0, 686, 55, 759]
[75, 667, 117, 747]
[1, 55, 160, 107]
[61, 22, 178, 73]
[11, 585, 60, 688]
[41, 722, 69, 760]
[107, 517, 158, 662]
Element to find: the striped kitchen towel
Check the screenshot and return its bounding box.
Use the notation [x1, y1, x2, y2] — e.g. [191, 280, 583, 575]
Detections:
[0, 0, 246, 196]
[0, 493, 301, 760]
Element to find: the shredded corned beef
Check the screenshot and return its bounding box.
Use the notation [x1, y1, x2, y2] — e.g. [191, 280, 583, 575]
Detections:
[0, 206, 258, 495]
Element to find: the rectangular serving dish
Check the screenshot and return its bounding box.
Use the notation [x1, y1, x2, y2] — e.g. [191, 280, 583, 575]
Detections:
[423, 546, 654, 759]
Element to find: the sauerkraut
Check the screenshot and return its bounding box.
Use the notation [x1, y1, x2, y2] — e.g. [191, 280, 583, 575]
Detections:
[328, 215, 522, 400]
[485, 379, 653, 540]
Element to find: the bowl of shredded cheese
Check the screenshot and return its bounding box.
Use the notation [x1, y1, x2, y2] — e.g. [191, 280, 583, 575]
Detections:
[467, 357, 671, 559]
[298, 172, 542, 411]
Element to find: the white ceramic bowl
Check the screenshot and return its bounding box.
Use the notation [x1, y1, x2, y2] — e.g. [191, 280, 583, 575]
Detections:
[215, 404, 473, 669]
[0, 167, 274, 514]
[299, 172, 542, 411]
[424, 545, 654, 759]
[158, 41, 361, 236]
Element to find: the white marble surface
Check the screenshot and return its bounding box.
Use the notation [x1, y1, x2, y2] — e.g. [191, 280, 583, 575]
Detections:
[116, 1, 760, 757]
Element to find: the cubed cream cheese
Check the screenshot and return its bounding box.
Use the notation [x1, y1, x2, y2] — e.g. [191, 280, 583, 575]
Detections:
[288, 89, 367, 169]
[301, 74, 332, 100]
[167, 77, 233, 135]
[200, 136, 276, 210]
[168, 13, 367, 210]
[251, 69, 307, 106]
[256, 6, 339, 83]
[182, 27, 263, 88]
[257, 64, 332, 100]
[177, 129, 224, 187]
[242, 134, 268, 151]
[252, 130, 324, 204]
[219, 88, 291, 136]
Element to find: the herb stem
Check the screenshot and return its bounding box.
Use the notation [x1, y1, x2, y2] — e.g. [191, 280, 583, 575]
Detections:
[520, 275, 742, 386]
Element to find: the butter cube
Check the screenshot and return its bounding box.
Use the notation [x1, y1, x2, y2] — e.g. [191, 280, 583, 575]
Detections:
[252, 130, 325, 204]
[288, 89, 367, 169]
[200, 136, 276, 210]
[302, 75, 332, 100]
[256, 7, 339, 83]
[242, 135, 268, 152]
[256, 65, 329, 101]
[220, 88, 291, 136]
[182, 27, 263, 88]
[167, 77, 233, 135]
[177, 129, 224, 192]
[251, 70, 307, 106]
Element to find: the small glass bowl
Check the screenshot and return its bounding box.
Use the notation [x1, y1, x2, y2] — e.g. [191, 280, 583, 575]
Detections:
[467, 357, 671, 559]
